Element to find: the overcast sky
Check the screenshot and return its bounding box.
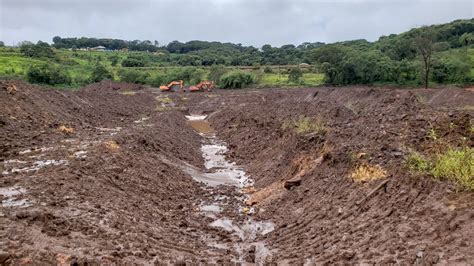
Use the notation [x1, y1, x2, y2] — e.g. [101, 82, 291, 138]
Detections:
[0, 0, 472, 47]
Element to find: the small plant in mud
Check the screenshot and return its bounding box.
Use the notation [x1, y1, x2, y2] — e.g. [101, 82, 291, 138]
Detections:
[427, 127, 438, 140]
[282, 116, 327, 135]
[405, 147, 474, 191]
[350, 164, 388, 182]
[406, 150, 432, 172]
[431, 147, 473, 190]
[156, 96, 173, 104]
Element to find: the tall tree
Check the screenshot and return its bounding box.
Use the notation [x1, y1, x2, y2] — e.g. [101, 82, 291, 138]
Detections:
[415, 27, 435, 89]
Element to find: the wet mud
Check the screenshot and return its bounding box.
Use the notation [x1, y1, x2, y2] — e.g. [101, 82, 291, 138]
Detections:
[0, 80, 473, 264]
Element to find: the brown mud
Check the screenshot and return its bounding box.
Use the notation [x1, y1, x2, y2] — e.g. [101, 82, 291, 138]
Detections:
[0, 80, 473, 264]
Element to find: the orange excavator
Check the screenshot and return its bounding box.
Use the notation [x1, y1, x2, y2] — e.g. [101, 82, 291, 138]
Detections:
[160, 80, 184, 92]
[188, 81, 215, 92]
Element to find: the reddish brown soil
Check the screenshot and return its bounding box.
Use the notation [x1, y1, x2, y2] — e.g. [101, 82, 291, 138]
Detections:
[0, 81, 473, 264]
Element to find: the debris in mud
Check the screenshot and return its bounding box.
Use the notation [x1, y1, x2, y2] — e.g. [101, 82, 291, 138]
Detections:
[283, 176, 302, 189]
[103, 140, 120, 151]
[350, 164, 388, 182]
[58, 125, 74, 134]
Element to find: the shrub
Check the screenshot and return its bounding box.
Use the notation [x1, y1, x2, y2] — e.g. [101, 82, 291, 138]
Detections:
[27, 64, 71, 85]
[118, 69, 149, 84]
[406, 151, 431, 172]
[263, 66, 273, 73]
[91, 63, 113, 82]
[122, 57, 146, 67]
[220, 71, 255, 89]
[208, 65, 227, 83]
[288, 68, 303, 83]
[20, 41, 56, 58]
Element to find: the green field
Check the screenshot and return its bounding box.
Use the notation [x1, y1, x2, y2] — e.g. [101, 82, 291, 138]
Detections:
[0, 47, 325, 88]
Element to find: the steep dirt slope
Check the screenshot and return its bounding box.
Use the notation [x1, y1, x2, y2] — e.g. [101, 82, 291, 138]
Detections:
[208, 87, 474, 264]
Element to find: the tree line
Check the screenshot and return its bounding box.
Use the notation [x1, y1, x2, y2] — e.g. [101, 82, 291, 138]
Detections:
[6, 18, 474, 87]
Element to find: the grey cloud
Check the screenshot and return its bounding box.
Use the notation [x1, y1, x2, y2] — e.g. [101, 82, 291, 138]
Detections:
[0, 0, 472, 47]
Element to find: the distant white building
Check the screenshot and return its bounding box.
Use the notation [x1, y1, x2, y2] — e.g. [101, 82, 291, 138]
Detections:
[89, 46, 106, 51]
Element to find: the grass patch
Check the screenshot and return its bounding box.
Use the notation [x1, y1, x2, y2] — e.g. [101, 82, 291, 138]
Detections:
[282, 116, 327, 135]
[431, 147, 473, 190]
[406, 147, 474, 191]
[259, 73, 324, 87]
[350, 164, 388, 182]
[155, 96, 173, 104]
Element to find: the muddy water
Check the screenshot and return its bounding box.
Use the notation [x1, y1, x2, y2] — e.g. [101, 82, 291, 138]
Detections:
[185, 114, 274, 263]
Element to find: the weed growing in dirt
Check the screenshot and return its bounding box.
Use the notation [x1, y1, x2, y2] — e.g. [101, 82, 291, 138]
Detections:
[427, 127, 438, 140]
[406, 151, 432, 172]
[431, 147, 473, 190]
[350, 164, 388, 182]
[156, 96, 173, 104]
[406, 147, 474, 191]
[282, 116, 327, 135]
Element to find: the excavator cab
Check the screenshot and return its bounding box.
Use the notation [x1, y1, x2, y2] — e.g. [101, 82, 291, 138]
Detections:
[160, 80, 184, 92]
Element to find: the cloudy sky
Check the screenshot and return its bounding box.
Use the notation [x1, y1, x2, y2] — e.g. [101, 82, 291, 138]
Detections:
[0, 0, 472, 47]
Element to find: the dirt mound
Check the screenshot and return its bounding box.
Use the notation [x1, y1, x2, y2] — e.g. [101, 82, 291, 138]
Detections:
[209, 87, 474, 264]
[1, 82, 473, 264]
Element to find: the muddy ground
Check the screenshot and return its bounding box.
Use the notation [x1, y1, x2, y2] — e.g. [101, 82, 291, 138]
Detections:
[0, 80, 473, 264]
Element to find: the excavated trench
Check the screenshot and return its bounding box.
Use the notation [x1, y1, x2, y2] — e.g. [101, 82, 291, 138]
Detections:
[185, 114, 275, 263]
[1, 81, 473, 264]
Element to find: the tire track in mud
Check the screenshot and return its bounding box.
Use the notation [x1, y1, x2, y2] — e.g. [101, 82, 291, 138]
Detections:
[183, 114, 275, 264]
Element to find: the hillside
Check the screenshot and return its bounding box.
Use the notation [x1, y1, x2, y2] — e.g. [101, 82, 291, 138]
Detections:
[0, 19, 472, 88]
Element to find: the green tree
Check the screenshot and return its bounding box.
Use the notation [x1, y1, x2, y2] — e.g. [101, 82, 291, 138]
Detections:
[288, 68, 303, 83]
[110, 55, 120, 66]
[118, 69, 149, 84]
[27, 64, 71, 85]
[122, 57, 146, 67]
[220, 71, 254, 89]
[91, 64, 113, 82]
[20, 41, 55, 58]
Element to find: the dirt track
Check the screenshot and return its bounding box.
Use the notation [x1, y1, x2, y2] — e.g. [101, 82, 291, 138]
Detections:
[0, 80, 473, 264]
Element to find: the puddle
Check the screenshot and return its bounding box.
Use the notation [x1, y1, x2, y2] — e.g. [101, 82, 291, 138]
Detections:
[0, 186, 32, 207]
[185, 114, 274, 263]
[73, 150, 88, 158]
[187, 115, 214, 135]
[134, 117, 150, 123]
[3, 159, 68, 175]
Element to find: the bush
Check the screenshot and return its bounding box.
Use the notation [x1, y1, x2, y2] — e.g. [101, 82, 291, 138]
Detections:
[220, 71, 254, 89]
[263, 66, 273, 73]
[431, 57, 470, 83]
[121, 57, 146, 67]
[91, 63, 113, 82]
[208, 65, 227, 83]
[118, 69, 149, 84]
[288, 68, 303, 83]
[20, 41, 55, 58]
[27, 64, 71, 85]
